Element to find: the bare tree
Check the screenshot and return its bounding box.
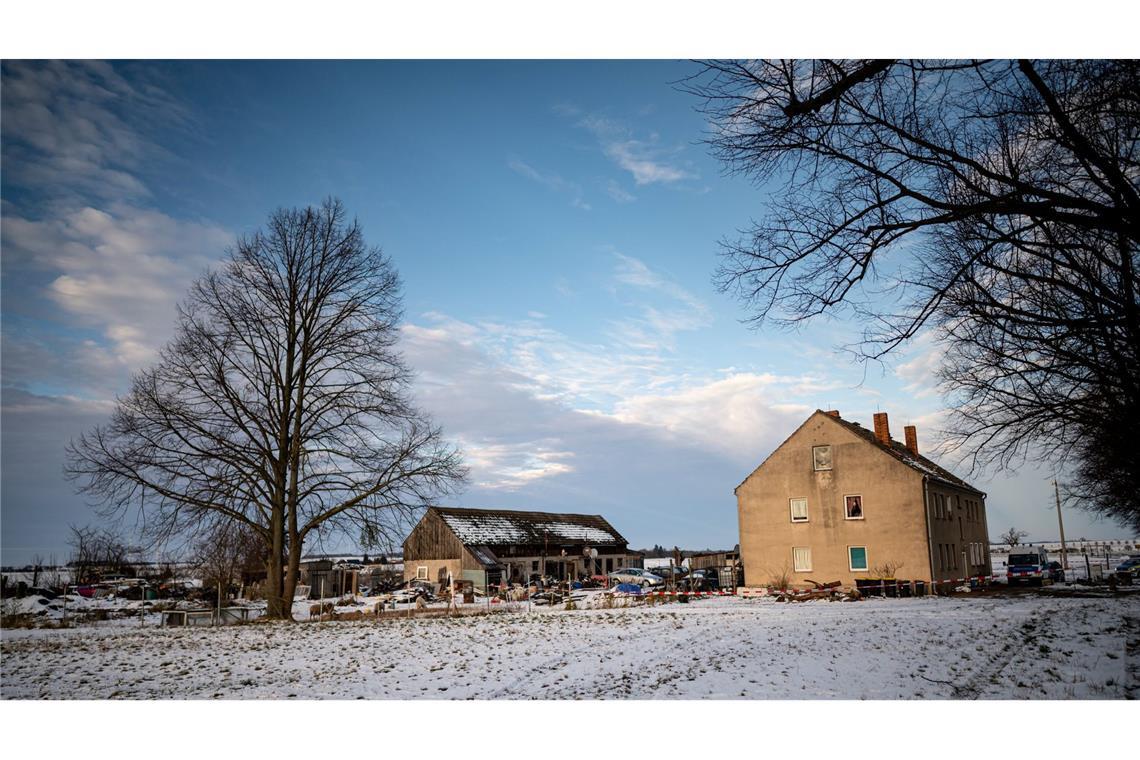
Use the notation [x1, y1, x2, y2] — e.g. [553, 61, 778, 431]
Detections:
[1001, 527, 1029, 549]
[67, 524, 133, 584]
[683, 60, 1140, 529]
[67, 199, 466, 619]
[194, 522, 266, 603]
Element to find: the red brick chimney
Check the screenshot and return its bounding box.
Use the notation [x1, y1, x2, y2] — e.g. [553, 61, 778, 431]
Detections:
[824, 409, 840, 418]
[904, 425, 919, 456]
[873, 412, 891, 446]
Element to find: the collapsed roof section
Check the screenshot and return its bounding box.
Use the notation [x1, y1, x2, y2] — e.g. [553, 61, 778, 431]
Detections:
[431, 506, 628, 547]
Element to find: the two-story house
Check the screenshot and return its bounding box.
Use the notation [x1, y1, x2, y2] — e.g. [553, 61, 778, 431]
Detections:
[736, 409, 992, 589]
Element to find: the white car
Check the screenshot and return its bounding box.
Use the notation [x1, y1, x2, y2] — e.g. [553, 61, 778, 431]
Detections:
[608, 568, 664, 588]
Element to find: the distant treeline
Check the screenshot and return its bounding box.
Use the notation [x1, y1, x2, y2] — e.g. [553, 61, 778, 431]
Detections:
[635, 545, 732, 559]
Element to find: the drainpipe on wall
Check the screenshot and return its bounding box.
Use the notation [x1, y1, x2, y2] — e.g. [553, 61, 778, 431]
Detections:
[922, 476, 936, 590]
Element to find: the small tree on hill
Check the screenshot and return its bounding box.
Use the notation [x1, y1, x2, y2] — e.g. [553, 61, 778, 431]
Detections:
[1001, 527, 1029, 549]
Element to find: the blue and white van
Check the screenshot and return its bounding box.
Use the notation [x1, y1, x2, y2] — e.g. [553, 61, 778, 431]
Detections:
[1006, 545, 1050, 586]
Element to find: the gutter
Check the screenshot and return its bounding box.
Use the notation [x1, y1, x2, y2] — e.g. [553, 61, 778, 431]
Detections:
[922, 476, 936, 584]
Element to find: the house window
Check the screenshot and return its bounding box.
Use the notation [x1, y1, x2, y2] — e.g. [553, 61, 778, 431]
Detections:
[532, 560, 539, 572]
[792, 547, 812, 572]
[790, 498, 809, 522]
[812, 445, 833, 471]
[844, 494, 864, 520]
[849, 546, 868, 572]
[416, 566, 428, 580]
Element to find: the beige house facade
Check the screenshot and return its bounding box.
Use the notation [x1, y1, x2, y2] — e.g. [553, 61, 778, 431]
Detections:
[736, 410, 992, 589]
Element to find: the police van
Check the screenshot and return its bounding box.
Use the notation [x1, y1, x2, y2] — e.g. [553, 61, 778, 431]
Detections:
[1006, 545, 1050, 586]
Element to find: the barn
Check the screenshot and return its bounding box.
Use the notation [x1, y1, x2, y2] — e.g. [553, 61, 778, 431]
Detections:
[402, 506, 638, 592]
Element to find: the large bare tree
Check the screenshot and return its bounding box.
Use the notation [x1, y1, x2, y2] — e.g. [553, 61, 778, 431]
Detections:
[67, 199, 466, 618]
[683, 60, 1140, 529]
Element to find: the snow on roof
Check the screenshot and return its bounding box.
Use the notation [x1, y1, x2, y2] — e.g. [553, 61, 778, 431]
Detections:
[433, 507, 627, 547]
[827, 413, 984, 494]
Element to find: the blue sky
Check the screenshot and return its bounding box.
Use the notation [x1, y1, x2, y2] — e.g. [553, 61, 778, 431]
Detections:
[2, 60, 1132, 565]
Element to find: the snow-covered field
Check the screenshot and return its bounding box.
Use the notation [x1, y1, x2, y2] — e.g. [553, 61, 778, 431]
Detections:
[2, 591, 1136, 699]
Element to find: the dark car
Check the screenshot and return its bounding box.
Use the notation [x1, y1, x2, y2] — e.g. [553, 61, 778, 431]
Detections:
[681, 568, 721, 592]
[652, 566, 688, 585]
[1115, 556, 1140, 584]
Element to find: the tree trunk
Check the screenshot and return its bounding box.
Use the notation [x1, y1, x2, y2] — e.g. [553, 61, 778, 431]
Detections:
[283, 530, 302, 617]
[265, 506, 288, 619]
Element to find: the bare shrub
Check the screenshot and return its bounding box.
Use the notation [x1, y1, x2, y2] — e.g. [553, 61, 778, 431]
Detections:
[767, 563, 793, 590]
[871, 560, 904, 578]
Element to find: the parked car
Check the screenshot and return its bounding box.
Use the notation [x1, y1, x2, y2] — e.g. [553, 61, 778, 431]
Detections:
[652, 566, 689, 585]
[1045, 561, 1065, 583]
[681, 568, 721, 592]
[607, 567, 663, 588]
[1006, 546, 1051, 586]
[1115, 556, 1140, 584]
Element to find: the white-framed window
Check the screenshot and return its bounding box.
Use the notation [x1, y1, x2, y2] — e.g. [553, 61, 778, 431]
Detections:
[844, 494, 864, 520]
[812, 445, 833, 471]
[792, 547, 812, 572]
[790, 497, 809, 522]
[848, 546, 868, 572]
[416, 566, 428, 580]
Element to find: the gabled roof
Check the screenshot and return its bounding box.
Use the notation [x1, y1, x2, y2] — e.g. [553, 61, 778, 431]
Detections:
[430, 507, 628, 547]
[736, 410, 985, 495]
[825, 413, 985, 495]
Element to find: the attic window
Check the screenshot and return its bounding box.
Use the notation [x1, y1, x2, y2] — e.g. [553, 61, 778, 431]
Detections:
[812, 445, 833, 471]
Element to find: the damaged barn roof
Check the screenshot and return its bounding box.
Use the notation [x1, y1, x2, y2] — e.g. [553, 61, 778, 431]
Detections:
[431, 507, 628, 547]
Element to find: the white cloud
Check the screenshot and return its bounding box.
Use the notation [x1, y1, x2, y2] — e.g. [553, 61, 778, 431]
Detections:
[608, 252, 712, 352]
[460, 441, 576, 490]
[576, 114, 696, 187]
[1, 62, 231, 391]
[1, 61, 188, 203]
[4, 205, 231, 371]
[604, 141, 692, 185]
[894, 333, 944, 400]
[606, 179, 636, 203]
[610, 373, 819, 458]
[507, 157, 589, 211]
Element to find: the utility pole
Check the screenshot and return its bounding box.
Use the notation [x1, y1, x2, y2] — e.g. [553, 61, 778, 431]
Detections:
[1053, 478, 1069, 570]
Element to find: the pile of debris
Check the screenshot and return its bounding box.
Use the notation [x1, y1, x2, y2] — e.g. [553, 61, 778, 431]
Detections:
[772, 580, 862, 603]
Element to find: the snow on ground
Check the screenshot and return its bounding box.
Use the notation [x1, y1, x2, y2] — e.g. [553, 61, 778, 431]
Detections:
[2, 591, 1136, 699]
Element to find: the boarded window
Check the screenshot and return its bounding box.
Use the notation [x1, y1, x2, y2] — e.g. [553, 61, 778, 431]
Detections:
[790, 498, 808, 522]
[812, 445, 832, 471]
[849, 546, 868, 572]
[792, 547, 812, 572]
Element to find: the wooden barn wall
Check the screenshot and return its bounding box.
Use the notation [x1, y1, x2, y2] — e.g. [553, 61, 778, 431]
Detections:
[403, 510, 464, 561]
